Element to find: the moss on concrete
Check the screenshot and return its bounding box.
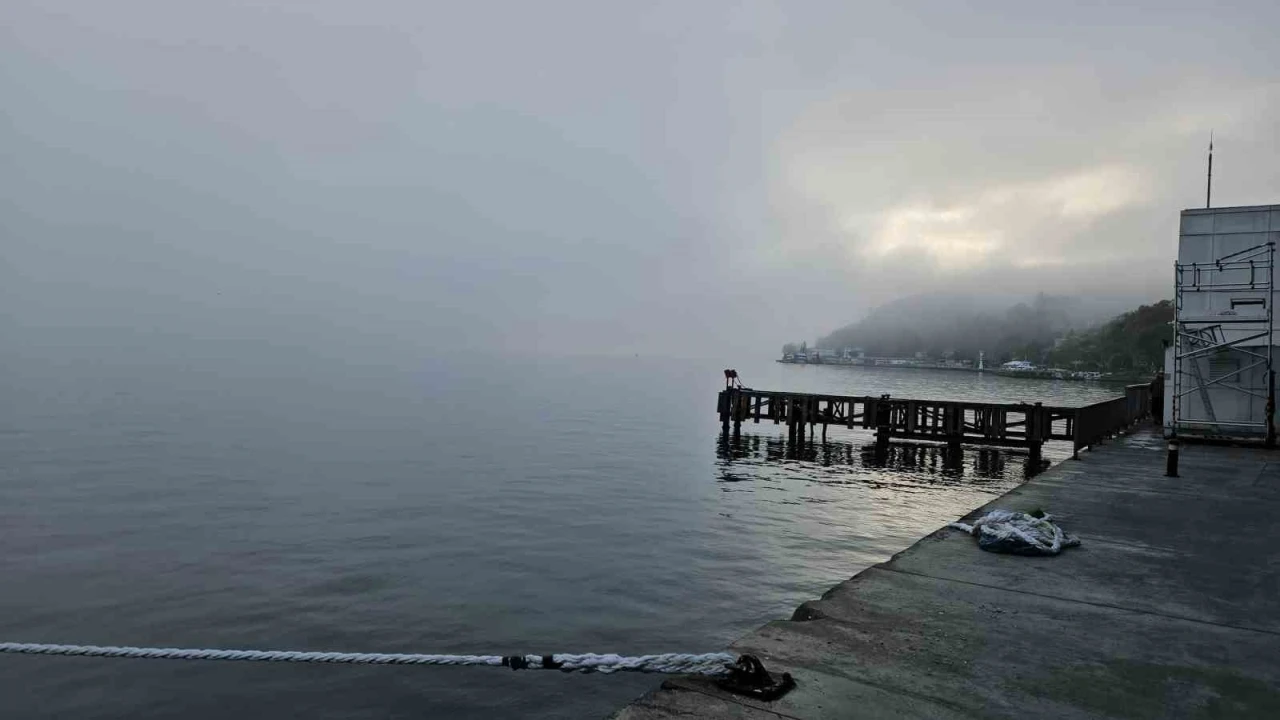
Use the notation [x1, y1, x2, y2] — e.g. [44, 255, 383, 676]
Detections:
[1012, 659, 1280, 719]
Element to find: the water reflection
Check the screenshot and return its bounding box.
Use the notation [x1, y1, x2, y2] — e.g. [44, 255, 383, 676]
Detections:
[716, 431, 1049, 487]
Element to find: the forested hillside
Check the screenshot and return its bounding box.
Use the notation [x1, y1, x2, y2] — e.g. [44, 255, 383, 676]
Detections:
[808, 293, 1129, 364]
[1046, 300, 1173, 373]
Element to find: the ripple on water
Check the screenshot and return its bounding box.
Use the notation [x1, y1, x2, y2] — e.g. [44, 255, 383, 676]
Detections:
[1, 356, 1095, 718]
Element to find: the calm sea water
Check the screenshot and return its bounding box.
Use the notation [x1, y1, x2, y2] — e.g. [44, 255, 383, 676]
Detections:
[0, 354, 1125, 718]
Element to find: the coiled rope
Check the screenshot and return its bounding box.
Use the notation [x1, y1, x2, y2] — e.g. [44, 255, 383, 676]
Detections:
[0, 643, 736, 676]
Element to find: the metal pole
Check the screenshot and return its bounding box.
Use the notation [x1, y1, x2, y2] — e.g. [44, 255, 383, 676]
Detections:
[1269, 240, 1276, 448]
[1206, 132, 1213, 208]
[1267, 370, 1275, 449]
[1172, 260, 1181, 436]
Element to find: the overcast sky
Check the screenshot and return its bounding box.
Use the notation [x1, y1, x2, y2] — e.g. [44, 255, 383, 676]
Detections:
[4, 1, 1279, 362]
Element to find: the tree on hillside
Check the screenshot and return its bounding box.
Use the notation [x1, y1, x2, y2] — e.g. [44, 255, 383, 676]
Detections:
[1047, 300, 1173, 373]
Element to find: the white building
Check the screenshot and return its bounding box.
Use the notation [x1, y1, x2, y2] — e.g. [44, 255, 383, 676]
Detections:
[1166, 204, 1280, 438]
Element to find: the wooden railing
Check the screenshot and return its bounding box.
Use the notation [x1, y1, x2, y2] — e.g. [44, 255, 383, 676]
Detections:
[718, 384, 1152, 458]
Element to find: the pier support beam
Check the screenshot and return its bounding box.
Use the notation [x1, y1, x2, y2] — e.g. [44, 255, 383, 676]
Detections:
[797, 399, 807, 448]
[1029, 402, 1044, 464]
[874, 394, 892, 455]
[874, 426, 890, 454]
[786, 399, 793, 445]
[944, 445, 963, 474]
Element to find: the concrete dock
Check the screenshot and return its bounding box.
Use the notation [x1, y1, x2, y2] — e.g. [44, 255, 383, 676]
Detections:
[614, 428, 1280, 719]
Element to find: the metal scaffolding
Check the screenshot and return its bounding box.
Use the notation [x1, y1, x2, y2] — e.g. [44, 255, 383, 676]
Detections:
[1171, 240, 1276, 440]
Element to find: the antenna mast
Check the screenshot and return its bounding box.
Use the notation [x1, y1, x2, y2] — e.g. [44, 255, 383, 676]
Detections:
[1206, 131, 1214, 208]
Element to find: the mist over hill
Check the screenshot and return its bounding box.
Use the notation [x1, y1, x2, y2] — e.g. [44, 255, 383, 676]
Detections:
[794, 293, 1144, 364]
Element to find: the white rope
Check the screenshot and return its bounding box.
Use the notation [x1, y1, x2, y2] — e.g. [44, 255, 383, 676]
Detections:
[548, 653, 734, 675]
[0, 643, 736, 676]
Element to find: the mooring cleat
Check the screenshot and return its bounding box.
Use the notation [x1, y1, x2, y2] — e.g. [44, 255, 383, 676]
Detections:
[717, 654, 795, 701]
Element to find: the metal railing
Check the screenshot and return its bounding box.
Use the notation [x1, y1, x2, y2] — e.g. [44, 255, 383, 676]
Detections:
[1069, 384, 1150, 456]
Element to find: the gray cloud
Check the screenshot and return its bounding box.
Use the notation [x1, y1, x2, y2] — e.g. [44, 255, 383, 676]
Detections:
[4, 1, 1278, 361]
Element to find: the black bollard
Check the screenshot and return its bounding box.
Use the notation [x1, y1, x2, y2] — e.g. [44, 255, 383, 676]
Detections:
[1166, 438, 1180, 477]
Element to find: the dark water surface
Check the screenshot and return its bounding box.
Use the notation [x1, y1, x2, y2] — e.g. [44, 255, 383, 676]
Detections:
[0, 355, 1125, 718]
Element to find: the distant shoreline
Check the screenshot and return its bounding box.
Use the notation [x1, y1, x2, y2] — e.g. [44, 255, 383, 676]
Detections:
[776, 358, 1147, 384]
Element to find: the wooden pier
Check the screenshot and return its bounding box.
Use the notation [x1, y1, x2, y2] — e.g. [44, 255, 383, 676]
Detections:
[717, 384, 1151, 458]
